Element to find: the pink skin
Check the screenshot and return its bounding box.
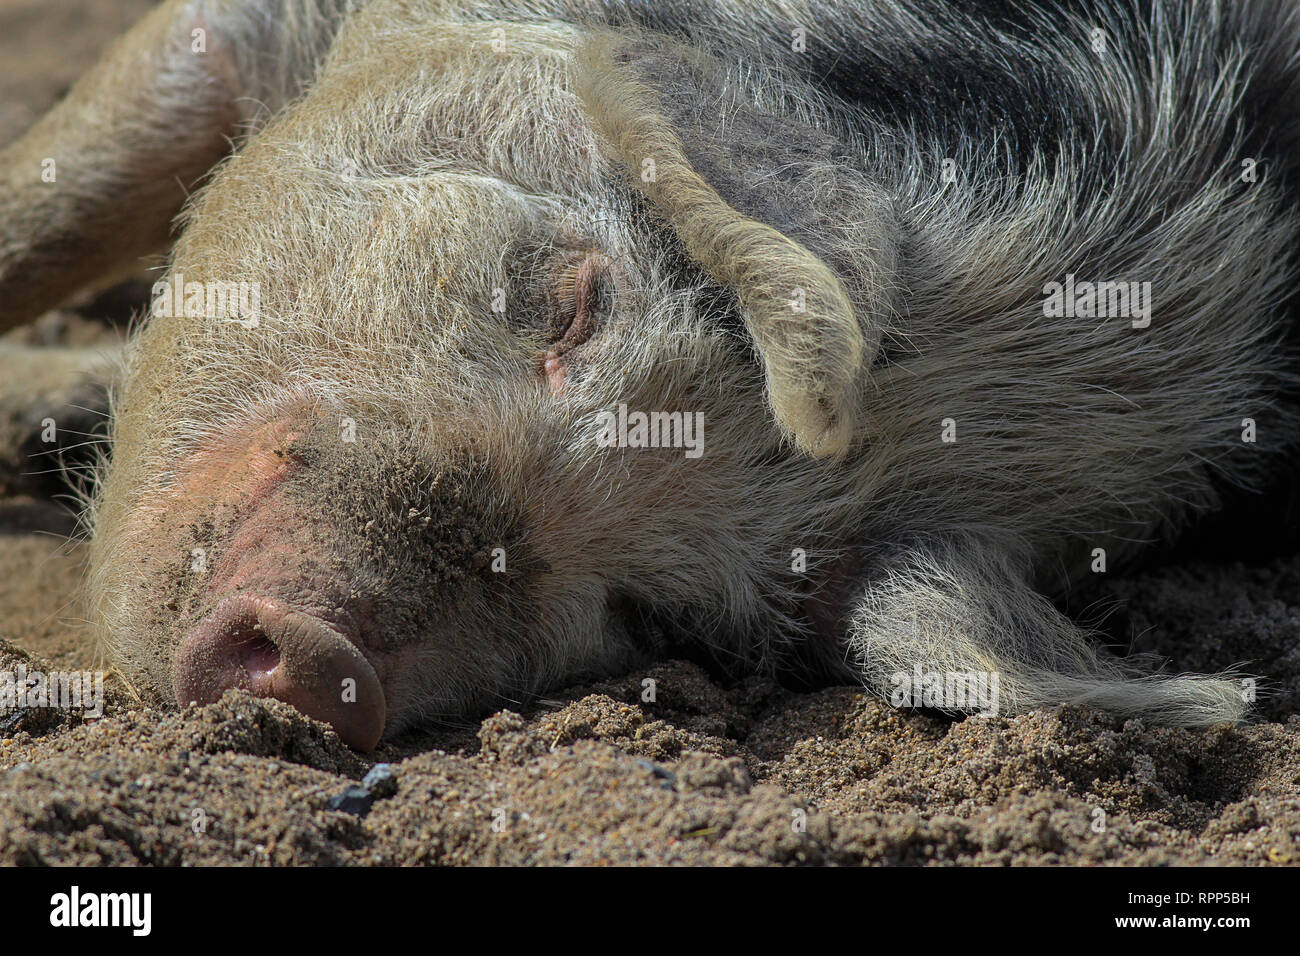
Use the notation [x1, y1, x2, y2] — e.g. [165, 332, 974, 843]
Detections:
[543, 351, 567, 392]
[174, 593, 385, 750]
[162, 415, 387, 750]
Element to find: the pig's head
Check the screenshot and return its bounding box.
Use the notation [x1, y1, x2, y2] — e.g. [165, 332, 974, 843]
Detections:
[86, 23, 898, 748]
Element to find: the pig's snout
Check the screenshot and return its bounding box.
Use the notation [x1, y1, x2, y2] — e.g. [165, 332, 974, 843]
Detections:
[173, 594, 386, 750]
[129, 406, 517, 747]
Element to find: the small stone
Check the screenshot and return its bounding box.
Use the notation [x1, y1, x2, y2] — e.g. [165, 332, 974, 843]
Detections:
[362, 763, 398, 799]
[328, 785, 374, 816]
[635, 758, 677, 790]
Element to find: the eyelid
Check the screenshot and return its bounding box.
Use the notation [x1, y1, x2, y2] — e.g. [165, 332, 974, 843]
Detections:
[550, 250, 618, 347]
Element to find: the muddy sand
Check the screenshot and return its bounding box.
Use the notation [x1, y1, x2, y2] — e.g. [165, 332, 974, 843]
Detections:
[2, 0, 1299, 867]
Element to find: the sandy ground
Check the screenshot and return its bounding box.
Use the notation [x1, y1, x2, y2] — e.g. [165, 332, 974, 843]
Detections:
[2, 0, 1299, 867]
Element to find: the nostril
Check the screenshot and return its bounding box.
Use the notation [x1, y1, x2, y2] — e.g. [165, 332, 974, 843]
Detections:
[234, 624, 281, 677]
[202, 604, 282, 677]
[173, 594, 387, 751]
[174, 597, 280, 705]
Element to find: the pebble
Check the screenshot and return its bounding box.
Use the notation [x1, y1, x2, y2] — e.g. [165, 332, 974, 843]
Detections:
[363, 763, 398, 799]
[329, 764, 400, 815]
[327, 785, 374, 816]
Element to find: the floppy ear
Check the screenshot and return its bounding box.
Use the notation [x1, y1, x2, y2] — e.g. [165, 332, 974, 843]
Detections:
[575, 35, 900, 459]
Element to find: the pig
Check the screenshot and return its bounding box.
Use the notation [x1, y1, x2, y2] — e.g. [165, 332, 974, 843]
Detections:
[1, 0, 1297, 750]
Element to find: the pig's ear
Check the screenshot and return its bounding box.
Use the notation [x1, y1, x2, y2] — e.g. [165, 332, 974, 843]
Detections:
[576, 36, 898, 460]
[0, 0, 349, 333]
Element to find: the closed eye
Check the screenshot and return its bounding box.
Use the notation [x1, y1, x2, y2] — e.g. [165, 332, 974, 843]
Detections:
[549, 250, 618, 352]
[541, 249, 623, 391]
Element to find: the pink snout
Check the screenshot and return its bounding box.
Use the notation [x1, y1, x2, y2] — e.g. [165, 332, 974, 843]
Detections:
[173, 594, 386, 750]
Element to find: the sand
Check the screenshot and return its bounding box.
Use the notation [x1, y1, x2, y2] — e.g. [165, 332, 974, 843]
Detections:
[3, 486, 1299, 865]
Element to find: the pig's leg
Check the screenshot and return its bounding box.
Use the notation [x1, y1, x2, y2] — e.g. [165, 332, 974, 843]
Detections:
[844, 539, 1249, 726]
[0, 343, 119, 499]
[0, 0, 353, 333]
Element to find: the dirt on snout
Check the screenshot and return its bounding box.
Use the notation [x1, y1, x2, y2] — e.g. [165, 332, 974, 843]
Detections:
[1, 504, 1299, 865]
